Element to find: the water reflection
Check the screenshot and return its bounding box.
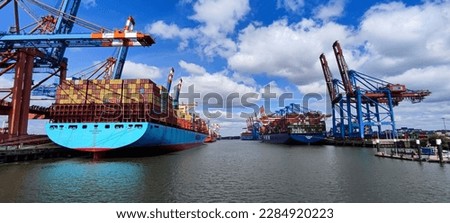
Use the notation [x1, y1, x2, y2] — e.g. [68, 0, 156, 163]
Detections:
[1, 141, 450, 203]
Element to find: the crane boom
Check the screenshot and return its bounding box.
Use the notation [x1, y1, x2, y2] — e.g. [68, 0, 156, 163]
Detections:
[174, 78, 182, 109]
[26, 0, 108, 32]
[166, 67, 174, 94]
[50, 0, 81, 62]
[332, 41, 353, 95]
[319, 53, 336, 103]
[53, 0, 81, 34]
[0, 32, 154, 48]
[0, 0, 12, 10]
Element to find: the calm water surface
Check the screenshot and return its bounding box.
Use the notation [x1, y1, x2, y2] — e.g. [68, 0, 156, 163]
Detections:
[1, 140, 449, 202]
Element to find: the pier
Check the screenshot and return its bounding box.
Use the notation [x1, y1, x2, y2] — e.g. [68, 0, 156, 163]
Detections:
[0, 135, 82, 163]
[372, 138, 449, 164]
[325, 137, 450, 164]
[375, 152, 450, 163]
[326, 138, 412, 148]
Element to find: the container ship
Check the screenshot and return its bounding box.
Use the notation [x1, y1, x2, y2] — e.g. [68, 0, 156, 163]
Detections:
[259, 104, 327, 144]
[45, 76, 208, 157]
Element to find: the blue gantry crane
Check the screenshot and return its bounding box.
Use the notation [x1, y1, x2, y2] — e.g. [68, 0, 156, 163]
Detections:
[0, 0, 154, 137]
[30, 16, 138, 96]
[320, 41, 431, 139]
[246, 113, 261, 140]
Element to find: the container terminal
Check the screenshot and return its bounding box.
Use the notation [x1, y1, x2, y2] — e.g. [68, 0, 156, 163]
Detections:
[0, 1, 447, 164]
[238, 40, 448, 163]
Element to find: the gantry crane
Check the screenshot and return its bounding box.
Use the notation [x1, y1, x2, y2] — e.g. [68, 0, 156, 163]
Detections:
[0, 0, 154, 138]
[31, 16, 137, 96]
[245, 113, 260, 140]
[320, 41, 431, 139]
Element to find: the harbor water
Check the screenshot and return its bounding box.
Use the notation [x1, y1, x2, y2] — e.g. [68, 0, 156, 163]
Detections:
[1, 140, 449, 203]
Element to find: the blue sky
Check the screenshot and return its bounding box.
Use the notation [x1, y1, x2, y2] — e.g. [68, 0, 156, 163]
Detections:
[1, 0, 450, 136]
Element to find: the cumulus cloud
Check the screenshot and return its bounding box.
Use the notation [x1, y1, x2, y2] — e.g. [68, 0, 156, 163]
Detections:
[178, 60, 260, 121]
[178, 60, 308, 124]
[356, 1, 450, 75]
[259, 80, 286, 97]
[179, 60, 256, 99]
[190, 0, 250, 35]
[122, 61, 162, 79]
[148, 21, 197, 39]
[231, 72, 257, 86]
[276, 0, 305, 13]
[147, 21, 197, 50]
[297, 81, 326, 95]
[178, 60, 207, 75]
[147, 0, 249, 58]
[228, 19, 349, 84]
[314, 0, 346, 21]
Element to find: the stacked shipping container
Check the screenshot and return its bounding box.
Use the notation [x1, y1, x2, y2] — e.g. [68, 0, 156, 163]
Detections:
[49, 79, 208, 134]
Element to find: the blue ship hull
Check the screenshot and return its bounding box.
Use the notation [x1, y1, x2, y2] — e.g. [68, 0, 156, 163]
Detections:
[261, 133, 326, 145]
[240, 132, 259, 140]
[46, 122, 207, 153]
[241, 135, 255, 140]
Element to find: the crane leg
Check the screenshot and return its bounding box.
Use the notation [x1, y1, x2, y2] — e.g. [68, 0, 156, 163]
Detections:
[8, 49, 34, 136]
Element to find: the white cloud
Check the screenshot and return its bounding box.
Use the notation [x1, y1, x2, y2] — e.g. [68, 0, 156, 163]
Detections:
[177, 61, 260, 133]
[355, 1, 450, 75]
[228, 19, 350, 84]
[276, 0, 305, 13]
[0, 77, 13, 88]
[314, 0, 346, 21]
[296, 81, 328, 113]
[147, 0, 250, 58]
[178, 60, 207, 75]
[147, 21, 197, 39]
[297, 81, 326, 95]
[259, 81, 286, 96]
[231, 72, 257, 86]
[122, 61, 162, 79]
[178, 60, 256, 99]
[147, 21, 197, 50]
[178, 61, 297, 103]
[190, 0, 250, 35]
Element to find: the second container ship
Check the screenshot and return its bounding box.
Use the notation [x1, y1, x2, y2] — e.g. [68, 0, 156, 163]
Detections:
[258, 104, 327, 144]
